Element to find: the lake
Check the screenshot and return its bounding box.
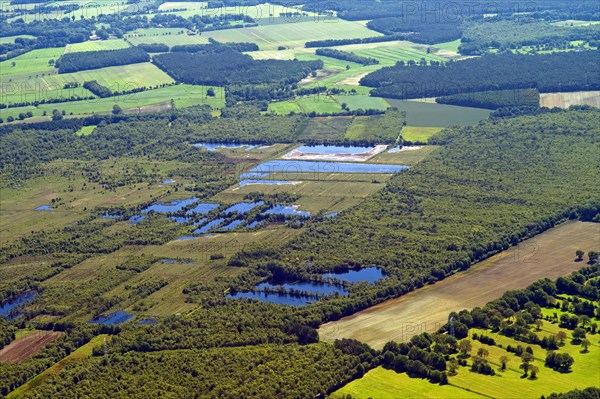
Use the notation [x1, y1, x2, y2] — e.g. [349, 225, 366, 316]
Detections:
[35, 205, 54, 211]
[251, 160, 409, 175]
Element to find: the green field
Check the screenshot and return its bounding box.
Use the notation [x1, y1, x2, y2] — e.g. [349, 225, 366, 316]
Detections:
[75, 125, 96, 136]
[204, 20, 381, 51]
[332, 40, 448, 66]
[0, 34, 36, 44]
[153, 2, 313, 20]
[385, 99, 492, 127]
[64, 39, 131, 53]
[331, 311, 600, 399]
[268, 94, 388, 115]
[1, 63, 175, 106]
[0, 84, 224, 121]
[330, 367, 484, 399]
[0, 47, 64, 76]
[125, 28, 210, 47]
[402, 126, 444, 143]
[158, 1, 208, 11]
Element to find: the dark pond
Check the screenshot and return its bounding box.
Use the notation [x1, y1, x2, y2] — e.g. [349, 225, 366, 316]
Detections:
[89, 311, 134, 325]
[0, 291, 38, 318]
[323, 267, 385, 284]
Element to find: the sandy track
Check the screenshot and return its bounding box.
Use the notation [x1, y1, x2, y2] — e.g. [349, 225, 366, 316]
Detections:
[319, 221, 600, 349]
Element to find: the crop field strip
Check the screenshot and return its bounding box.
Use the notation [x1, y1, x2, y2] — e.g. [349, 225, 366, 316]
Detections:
[319, 221, 600, 349]
[0, 84, 225, 121]
[204, 20, 380, 51]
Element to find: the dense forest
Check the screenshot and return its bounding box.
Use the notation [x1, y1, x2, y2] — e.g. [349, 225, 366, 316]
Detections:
[459, 19, 600, 55]
[436, 89, 541, 110]
[56, 47, 150, 73]
[366, 17, 462, 44]
[154, 46, 322, 85]
[362, 51, 600, 99]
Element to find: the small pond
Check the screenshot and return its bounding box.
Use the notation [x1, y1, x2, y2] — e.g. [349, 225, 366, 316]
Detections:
[223, 201, 264, 214]
[89, 311, 134, 325]
[263, 205, 310, 217]
[142, 197, 198, 214]
[0, 291, 38, 318]
[186, 202, 220, 215]
[193, 218, 225, 234]
[251, 160, 409, 175]
[323, 267, 385, 284]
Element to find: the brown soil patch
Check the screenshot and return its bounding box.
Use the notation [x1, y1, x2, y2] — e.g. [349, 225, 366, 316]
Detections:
[0, 331, 63, 364]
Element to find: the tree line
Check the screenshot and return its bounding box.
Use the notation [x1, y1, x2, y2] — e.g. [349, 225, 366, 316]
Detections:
[363, 51, 600, 99]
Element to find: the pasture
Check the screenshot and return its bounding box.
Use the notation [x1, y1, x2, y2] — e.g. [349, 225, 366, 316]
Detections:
[1, 62, 174, 106]
[402, 126, 444, 143]
[64, 39, 130, 53]
[331, 314, 600, 399]
[540, 91, 600, 109]
[319, 221, 600, 349]
[125, 28, 210, 47]
[0, 84, 224, 121]
[204, 20, 380, 51]
[267, 94, 388, 115]
[0, 47, 64, 76]
[0, 35, 36, 44]
[384, 99, 492, 127]
[334, 40, 448, 65]
[329, 367, 484, 399]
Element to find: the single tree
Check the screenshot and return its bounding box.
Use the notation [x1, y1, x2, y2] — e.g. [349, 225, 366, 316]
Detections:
[529, 365, 539, 380]
[520, 352, 534, 376]
[556, 330, 567, 345]
[573, 327, 586, 341]
[499, 355, 509, 371]
[458, 340, 472, 357]
[112, 104, 122, 115]
[589, 251, 599, 264]
[477, 347, 489, 359]
[581, 338, 590, 353]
